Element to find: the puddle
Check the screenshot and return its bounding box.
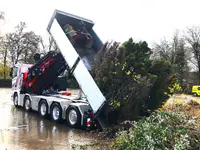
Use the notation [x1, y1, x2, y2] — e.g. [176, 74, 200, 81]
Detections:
[0, 88, 100, 150]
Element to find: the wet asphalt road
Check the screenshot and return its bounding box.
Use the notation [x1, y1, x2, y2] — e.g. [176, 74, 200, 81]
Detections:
[0, 88, 97, 150]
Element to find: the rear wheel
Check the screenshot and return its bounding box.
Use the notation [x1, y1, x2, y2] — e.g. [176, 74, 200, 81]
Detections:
[50, 103, 62, 123]
[13, 93, 19, 107]
[39, 100, 48, 117]
[24, 96, 31, 111]
[66, 107, 81, 128]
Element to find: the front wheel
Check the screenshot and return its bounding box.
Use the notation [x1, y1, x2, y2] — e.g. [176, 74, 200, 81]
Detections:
[193, 93, 197, 97]
[13, 93, 19, 107]
[66, 107, 81, 128]
[50, 103, 62, 123]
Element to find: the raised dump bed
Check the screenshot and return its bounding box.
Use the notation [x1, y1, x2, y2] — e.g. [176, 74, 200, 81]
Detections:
[47, 10, 106, 115]
[47, 9, 103, 70]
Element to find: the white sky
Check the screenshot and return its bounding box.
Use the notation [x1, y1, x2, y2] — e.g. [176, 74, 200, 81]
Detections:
[0, 0, 200, 47]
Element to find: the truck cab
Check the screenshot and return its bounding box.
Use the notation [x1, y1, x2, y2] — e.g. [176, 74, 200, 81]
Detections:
[10, 64, 32, 100]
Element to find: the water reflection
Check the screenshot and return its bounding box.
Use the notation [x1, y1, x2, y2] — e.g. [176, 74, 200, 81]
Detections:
[0, 88, 95, 150]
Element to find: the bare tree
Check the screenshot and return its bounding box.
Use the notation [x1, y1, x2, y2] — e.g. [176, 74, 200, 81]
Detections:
[40, 35, 59, 55]
[0, 36, 8, 79]
[153, 30, 182, 64]
[170, 30, 180, 64]
[0, 11, 9, 79]
[185, 26, 200, 82]
[6, 22, 41, 64]
[152, 37, 171, 61]
[153, 30, 189, 86]
[0, 12, 4, 20]
[6, 22, 26, 64]
[20, 31, 41, 63]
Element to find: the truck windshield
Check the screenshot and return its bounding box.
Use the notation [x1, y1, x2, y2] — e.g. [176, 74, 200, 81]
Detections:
[21, 66, 29, 73]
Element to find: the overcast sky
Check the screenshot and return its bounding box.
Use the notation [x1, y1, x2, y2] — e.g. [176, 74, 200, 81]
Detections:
[0, 0, 200, 47]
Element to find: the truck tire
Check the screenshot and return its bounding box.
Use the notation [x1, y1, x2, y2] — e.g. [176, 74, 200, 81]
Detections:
[24, 96, 31, 111]
[50, 103, 62, 123]
[39, 100, 48, 118]
[13, 93, 19, 107]
[193, 93, 197, 97]
[66, 106, 81, 128]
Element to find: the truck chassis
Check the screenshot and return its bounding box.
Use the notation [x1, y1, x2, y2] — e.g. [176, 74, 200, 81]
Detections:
[12, 90, 94, 128]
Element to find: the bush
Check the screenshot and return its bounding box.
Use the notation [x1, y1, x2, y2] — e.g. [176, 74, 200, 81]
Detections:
[92, 40, 155, 121]
[0, 79, 11, 87]
[112, 111, 200, 150]
[147, 60, 174, 111]
[0, 64, 10, 79]
[92, 39, 175, 121]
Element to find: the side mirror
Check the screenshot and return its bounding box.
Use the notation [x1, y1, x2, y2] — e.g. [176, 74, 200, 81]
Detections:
[33, 53, 41, 62]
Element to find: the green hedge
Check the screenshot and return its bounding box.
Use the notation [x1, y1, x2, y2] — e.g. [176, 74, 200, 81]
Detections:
[0, 79, 11, 87]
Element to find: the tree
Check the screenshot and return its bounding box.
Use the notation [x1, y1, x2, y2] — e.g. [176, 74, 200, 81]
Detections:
[92, 39, 175, 121]
[0, 63, 10, 78]
[185, 26, 200, 82]
[152, 38, 171, 61]
[153, 31, 189, 88]
[173, 39, 189, 87]
[153, 31, 182, 64]
[0, 12, 4, 20]
[147, 60, 173, 111]
[6, 22, 26, 64]
[6, 22, 41, 64]
[40, 35, 59, 55]
[0, 11, 9, 79]
[0, 36, 8, 79]
[20, 31, 41, 63]
[171, 32, 189, 88]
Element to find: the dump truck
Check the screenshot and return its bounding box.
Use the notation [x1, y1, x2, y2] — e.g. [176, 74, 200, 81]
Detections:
[10, 9, 107, 129]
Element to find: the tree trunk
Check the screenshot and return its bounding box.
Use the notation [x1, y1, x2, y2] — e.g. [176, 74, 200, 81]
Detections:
[15, 60, 17, 64]
[24, 50, 28, 63]
[3, 49, 7, 79]
[15, 55, 19, 64]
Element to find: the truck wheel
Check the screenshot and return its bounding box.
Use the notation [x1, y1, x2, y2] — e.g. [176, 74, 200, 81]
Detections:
[24, 96, 31, 111]
[50, 103, 62, 123]
[13, 93, 19, 107]
[193, 93, 197, 97]
[39, 100, 48, 117]
[66, 107, 81, 128]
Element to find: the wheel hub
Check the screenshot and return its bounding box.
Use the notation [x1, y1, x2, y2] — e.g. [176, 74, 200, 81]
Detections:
[41, 103, 47, 116]
[25, 99, 30, 109]
[69, 110, 77, 125]
[53, 107, 60, 120]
